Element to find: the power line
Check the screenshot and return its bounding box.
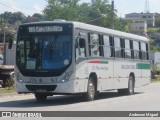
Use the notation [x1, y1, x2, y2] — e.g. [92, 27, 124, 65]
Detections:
[0, 1, 29, 16]
[86, 10, 113, 23]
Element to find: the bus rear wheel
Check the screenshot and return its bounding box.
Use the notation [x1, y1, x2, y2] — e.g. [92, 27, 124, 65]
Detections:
[35, 93, 47, 102]
[127, 76, 134, 95]
[118, 76, 134, 95]
[85, 77, 96, 101]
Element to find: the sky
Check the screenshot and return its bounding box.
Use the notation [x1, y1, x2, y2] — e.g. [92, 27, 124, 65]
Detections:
[0, 0, 160, 17]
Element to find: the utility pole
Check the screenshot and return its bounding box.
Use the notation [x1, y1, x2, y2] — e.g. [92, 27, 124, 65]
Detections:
[2, 17, 6, 64]
[112, 0, 114, 29]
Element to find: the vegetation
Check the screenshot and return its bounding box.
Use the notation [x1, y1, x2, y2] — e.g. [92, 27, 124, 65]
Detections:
[1, 0, 159, 47]
[152, 62, 160, 73]
[0, 87, 15, 94]
[148, 16, 160, 52]
[0, 0, 133, 43]
[43, 0, 131, 32]
[150, 46, 160, 52]
[0, 12, 44, 42]
[147, 27, 160, 33]
[152, 76, 160, 82]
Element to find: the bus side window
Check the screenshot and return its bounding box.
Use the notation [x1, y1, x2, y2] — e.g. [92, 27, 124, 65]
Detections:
[114, 37, 122, 58]
[141, 42, 148, 60]
[76, 37, 86, 60]
[103, 35, 112, 58]
[121, 38, 125, 58]
[133, 41, 140, 59]
[130, 40, 134, 59]
[110, 36, 114, 57]
[124, 39, 131, 59]
[89, 33, 100, 57]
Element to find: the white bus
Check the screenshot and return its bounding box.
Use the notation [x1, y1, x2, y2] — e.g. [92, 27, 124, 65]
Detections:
[15, 21, 150, 101]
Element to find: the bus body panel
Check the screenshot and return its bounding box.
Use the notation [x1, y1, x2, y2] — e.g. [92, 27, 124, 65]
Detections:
[15, 21, 151, 95]
[15, 67, 88, 94]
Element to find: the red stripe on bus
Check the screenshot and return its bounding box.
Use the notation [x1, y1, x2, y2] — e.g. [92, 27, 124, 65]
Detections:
[88, 61, 100, 64]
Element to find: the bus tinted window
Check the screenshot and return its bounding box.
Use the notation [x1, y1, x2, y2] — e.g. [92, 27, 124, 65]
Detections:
[89, 33, 100, 57]
[103, 36, 110, 46]
[103, 35, 112, 58]
[141, 42, 148, 60]
[133, 41, 140, 59]
[124, 39, 131, 58]
[76, 38, 86, 60]
[114, 37, 122, 58]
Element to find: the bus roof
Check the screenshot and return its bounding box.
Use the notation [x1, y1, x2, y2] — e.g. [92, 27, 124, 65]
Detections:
[21, 21, 149, 42]
[73, 22, 148, 42]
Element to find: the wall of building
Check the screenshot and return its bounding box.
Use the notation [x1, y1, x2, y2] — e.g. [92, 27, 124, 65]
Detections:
[129, 19, 147, 34]
[125, 12, 155, 27]
[3, 43, 16, 65]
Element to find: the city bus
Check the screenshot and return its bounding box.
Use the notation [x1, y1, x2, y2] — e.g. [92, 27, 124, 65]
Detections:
[15, 20, 150, 101]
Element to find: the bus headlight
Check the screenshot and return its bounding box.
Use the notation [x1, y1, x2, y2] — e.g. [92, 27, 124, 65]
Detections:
[15, 73, 23, 83]
[61, 71, 72, 83]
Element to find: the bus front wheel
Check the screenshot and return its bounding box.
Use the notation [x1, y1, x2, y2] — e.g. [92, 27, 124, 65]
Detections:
[35, 93, 47, 102]
[85, 77, 96, 101]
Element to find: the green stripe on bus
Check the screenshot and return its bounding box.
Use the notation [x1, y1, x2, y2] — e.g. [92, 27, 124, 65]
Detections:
[100, 61, 108, 64]
[136, 63, 150, 69]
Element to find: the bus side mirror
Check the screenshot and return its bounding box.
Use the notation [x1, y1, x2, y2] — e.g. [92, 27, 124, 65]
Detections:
[8, 39, 13, 49]
[79, 38, 85, 48]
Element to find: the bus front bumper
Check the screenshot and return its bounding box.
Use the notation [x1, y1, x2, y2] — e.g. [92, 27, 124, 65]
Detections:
[16, 79, 88, 94]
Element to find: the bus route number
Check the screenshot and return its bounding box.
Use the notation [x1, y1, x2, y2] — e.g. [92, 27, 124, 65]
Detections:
[28, 78, 38, 83]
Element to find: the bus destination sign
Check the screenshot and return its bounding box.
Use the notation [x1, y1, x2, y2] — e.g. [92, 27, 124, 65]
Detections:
[28, 26, 63, 33]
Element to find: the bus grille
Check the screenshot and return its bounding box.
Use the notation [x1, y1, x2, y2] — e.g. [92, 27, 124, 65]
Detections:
[26, 85, 57, 91]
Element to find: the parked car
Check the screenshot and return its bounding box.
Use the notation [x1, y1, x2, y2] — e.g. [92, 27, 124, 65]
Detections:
[0, 65, 14, 88]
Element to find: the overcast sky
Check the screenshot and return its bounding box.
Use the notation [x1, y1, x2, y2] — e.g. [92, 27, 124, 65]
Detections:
[0, 0, 159, 17]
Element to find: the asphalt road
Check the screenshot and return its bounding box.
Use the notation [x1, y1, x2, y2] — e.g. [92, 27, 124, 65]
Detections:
[0, 82, 160, 120]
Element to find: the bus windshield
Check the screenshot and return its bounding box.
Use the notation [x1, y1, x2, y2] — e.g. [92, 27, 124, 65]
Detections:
[16, 34, 72, 76]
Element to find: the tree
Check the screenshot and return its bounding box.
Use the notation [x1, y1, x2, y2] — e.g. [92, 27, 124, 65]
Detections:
[77, 2, 91, 22]
[43, 0, 130, 32]
[0, 12, 23, 43]
[32, 13, 45, 21]
[43, 0, 80, 21]
[0, 12, 26, 25]
[0, 32, 15, 43]
[86, 0, 113, 28]
[114, 19, 132, 32]
[12, 12, 26, 23]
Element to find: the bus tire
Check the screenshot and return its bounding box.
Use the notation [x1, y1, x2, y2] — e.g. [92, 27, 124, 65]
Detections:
[85, 77, 96, 101]
[118, 76, 134, 95]
[35, 93, 47, 102]
[127, 76, 134, 95]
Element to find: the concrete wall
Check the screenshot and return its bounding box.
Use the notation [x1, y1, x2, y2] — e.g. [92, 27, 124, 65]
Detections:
[4, 43, 16, 65]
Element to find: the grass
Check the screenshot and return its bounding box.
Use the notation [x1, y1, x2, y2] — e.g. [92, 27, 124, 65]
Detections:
[0, 87, 15, 94]
[151, 76, 160, 83]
